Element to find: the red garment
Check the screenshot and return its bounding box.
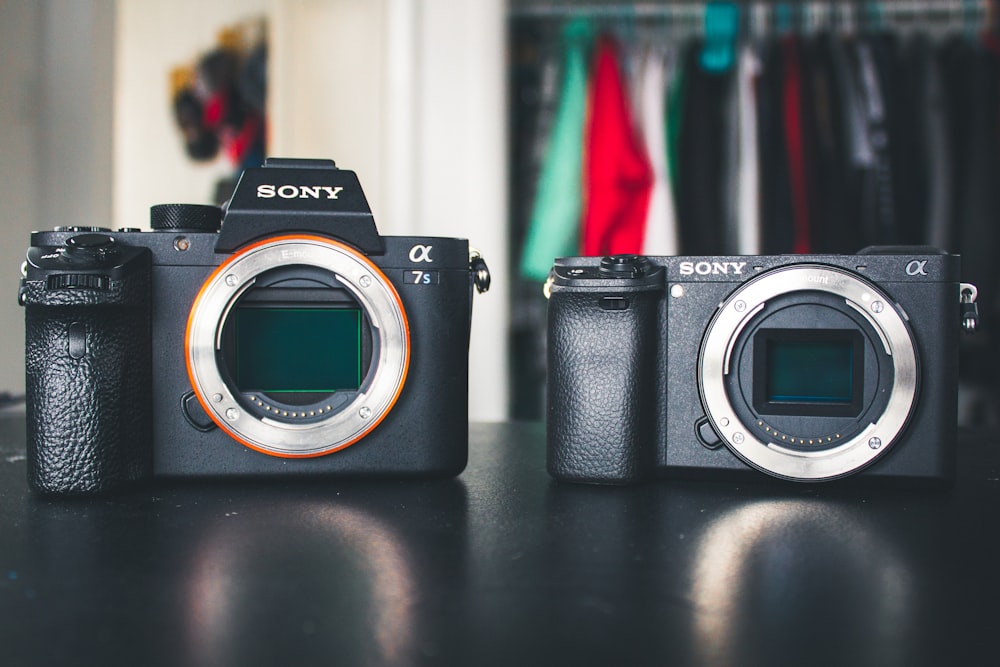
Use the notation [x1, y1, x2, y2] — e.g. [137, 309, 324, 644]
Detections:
[782, 37, 812, 254]
[582, 37, 653, 256]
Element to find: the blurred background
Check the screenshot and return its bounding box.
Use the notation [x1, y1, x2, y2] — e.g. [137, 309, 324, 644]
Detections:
[0, 0, 508, 420]
[2, 0, 997, 424]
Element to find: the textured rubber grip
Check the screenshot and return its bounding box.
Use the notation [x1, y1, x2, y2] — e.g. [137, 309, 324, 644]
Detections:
[546, 289, 659, 484]
[24, 270, 152, 494]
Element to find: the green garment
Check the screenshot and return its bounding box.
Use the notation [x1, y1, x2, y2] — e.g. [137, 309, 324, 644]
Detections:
[519, 19, 592, 282]
[666, 47, 686, 198]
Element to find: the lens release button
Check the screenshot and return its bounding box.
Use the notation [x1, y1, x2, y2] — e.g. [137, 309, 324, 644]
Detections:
[695, 417, 724, 450]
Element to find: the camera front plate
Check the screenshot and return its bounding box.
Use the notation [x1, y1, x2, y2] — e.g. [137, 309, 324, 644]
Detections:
[186, 235, 409, 457]
[698, 264, 919, 481]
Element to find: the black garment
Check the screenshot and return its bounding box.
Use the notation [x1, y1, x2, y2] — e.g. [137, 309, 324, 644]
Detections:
[853, 36, 897, 246]
[943, 39, 1000, 292]
[757, 39, 795, 254]
[921, 38, 953, 251]
[942, 37, 1000, 384]
[676, 41, 734, 255]
[882, 32, 930, 246]
[803, 34, 853, 253]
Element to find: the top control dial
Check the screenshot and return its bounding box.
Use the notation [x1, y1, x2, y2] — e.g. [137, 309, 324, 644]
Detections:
[151, 204, 222, 232]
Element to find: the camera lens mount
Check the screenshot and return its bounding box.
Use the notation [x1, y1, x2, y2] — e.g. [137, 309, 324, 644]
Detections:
[698, 264, 919, 481]
[186, 235, 409, 457]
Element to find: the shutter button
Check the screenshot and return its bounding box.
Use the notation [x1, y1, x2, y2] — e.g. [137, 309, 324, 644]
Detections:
[600, 255, 649, 278]
[65, 233, 118, 263]
[47, 234, 117, 290]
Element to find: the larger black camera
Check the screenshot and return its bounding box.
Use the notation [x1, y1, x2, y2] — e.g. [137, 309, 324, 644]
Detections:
[20, 158, 490, 494]
[546, 250, 976, 485]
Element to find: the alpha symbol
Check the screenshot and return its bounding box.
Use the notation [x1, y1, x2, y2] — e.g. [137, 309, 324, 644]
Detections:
[905, 260, 928, 276]
[409, 245, 434, 263]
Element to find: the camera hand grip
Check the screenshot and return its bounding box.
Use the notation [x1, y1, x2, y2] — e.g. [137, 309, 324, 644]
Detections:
[22, 252, 152, 495]
[546, 290, 659, 484]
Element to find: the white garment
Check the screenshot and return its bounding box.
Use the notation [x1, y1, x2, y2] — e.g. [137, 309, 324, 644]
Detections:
[735, 43, 762, 255]
[637, 46, 680, 256]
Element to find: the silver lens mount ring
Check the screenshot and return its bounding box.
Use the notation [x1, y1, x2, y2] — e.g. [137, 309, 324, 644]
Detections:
[698, 264, 918, 481]
[186, 235, 409, 457]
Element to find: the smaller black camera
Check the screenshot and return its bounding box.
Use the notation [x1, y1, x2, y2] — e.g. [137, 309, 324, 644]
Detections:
[546, 250, 977, 485]
[20, 158, 490, 494]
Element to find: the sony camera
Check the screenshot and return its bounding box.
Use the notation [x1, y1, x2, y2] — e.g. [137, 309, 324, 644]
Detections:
[546, 250, 978, 485]
[20, 158, 490, 494]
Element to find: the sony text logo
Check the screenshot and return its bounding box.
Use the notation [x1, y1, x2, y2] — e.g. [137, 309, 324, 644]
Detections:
[257, 184, 344, 200]
[679, 261, 747, 276]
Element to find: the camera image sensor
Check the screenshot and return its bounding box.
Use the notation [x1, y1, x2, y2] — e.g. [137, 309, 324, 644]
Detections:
[767, 339, 853, 402]
[753, 329, 864, 418]
[232, 307, 362, 394]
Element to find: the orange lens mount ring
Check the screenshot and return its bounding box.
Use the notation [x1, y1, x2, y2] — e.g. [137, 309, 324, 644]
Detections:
[184, 234, 410, 458]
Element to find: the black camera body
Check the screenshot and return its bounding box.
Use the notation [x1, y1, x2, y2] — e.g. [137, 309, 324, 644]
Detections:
[21, 158, 488, 494]
[547, 250, 971, 486]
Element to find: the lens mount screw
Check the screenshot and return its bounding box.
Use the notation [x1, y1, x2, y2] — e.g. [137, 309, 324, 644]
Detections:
[225, 274, 239, 287]
[359, 275, 372, 288]
[870, 300, 884, 314]
[226, 408, 240, 421]
[732, 432, 745, 444]
[359, 406, 372, 419]
[734, 300, 747, 313]
[868, 436, 882, 449]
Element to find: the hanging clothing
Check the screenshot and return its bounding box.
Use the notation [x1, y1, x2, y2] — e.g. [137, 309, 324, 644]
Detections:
[519, 19, 592, 282]
[803, 34, 852, 253]
[734, 42, 762, 255]
[666, 48, 687, 211]
[721, 53, 741, 255]
[676, 41, 733, 255]
[582, 36, 654, 256]
[886, 34, 930, 246]
[782, 35, 813, 254]
[854, 38, 897, 246]
[952, 36, 1000, 320]
[757, 39, 795, 254]
[636, 45, 680, 255]
[919, 37, 953, 251]
[825, 34, 867, 251]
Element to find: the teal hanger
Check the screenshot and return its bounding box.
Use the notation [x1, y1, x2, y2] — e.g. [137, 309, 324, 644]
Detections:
[700, 2, 739, 72]
[775, 3, 793, 35]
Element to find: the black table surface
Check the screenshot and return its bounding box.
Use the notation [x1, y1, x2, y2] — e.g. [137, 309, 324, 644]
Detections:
[1, 405, 999, 667]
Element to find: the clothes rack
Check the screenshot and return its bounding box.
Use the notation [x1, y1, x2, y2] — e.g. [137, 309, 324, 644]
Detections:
[508, 0, 993, 25]
[506, 0, 1000, 421]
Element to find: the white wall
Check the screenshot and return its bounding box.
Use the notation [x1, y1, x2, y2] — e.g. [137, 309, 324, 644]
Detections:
[0, 0, 40, 395]
[113, 0, 271, 222]
[0, 0, 115, 395]
[118, 0, 510, 420]
[1, 0, 509, 419]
